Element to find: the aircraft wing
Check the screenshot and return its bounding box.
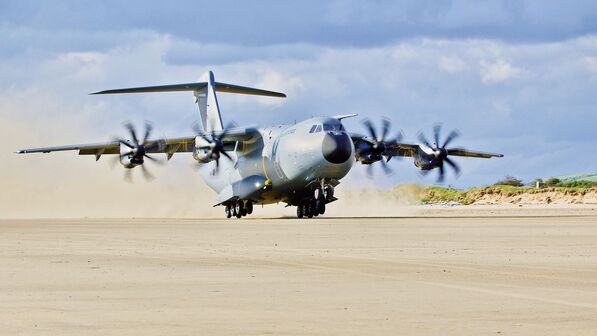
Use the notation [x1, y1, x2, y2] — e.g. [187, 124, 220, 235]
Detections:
[350, 133, 502, 159]
[384, 143, 503, 158]
[16, 126, 261, 159]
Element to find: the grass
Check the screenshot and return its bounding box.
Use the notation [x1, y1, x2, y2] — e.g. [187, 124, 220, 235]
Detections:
[418, 184, 597, 204]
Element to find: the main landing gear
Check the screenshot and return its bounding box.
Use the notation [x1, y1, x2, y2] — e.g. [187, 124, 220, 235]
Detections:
[225, 200, 253, 219]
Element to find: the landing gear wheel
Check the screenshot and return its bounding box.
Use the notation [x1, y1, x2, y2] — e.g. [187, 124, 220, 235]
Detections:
[225, 205, 232, 218]
[297, 205, 304, 218]
[312, 200, 319, 217]
[234, 202, 242, 218]
[307, 203, 314, 218]
[318, 202, 326, 215]
[246, 201, 253, 215]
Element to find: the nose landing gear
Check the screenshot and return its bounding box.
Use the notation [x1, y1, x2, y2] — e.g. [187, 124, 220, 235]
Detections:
[296, 184, 332, 219]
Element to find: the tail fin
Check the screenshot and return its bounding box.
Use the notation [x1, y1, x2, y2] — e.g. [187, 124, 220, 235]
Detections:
[195, 71, 222, 132]
[91, 70, 286, 132]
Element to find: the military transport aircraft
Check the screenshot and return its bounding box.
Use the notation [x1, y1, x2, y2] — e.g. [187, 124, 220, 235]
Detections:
[17, 71, 503, 219]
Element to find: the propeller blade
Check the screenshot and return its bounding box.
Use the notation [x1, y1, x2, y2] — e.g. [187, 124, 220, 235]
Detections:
[192, 122, 203, 136]
[124, 169, 132, 183]
[442, 129, 460, 148]
[120, 150, 133, 159]
[143, 154, 165, 165]
[214, 157, 220, 173]
[200, 134, 212, 143]
[366, 164, 374, 178]
[141, 121, 153, 145]
[114, 138, 134, 149]
[140, 164, 154, 181]
[123, 122, 139, 146]
[393, 130, 404, 143]
[433, 124, 441, 147]
[437, 163, 445, 183]
[362, 119, 378, 142]
[380, 159, 394, 175]
[219, 121, 236, 138]
[109, 155, 119, 169]
[444, 157, 461, 176]
[380, 118, 391, 142]
[417, 132, 431, 148]
[221, 150, 233, 161]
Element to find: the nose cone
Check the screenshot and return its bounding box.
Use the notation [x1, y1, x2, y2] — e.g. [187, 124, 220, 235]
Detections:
[322, 133, 353, 164]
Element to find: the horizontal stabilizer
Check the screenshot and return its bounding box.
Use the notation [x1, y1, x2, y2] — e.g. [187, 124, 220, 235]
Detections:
[91, 81, 286, 98]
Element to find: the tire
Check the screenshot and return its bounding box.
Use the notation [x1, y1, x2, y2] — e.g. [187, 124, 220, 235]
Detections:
[234, 202, 242, 218]
[297, 205, 304, 218]
[307, 204, 313, 218]
[318, 202, 326, 215]
[246, 201, 253, 215]
[225, 205, 232, 218]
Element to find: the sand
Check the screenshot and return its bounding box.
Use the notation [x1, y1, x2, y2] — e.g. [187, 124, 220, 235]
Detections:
[2, 209, 597, 335]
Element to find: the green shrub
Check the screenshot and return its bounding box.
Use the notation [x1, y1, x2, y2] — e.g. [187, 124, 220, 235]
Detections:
[544, 177, 561, 187]
[494, 176, 524, 187]
[555, 180, 596, 188]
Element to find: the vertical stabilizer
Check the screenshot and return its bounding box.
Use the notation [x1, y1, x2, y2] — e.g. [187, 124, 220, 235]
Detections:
[194, 71, 223, 132]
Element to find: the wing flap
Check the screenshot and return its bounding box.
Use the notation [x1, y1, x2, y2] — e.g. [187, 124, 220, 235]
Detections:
[447, 149, 504, 158]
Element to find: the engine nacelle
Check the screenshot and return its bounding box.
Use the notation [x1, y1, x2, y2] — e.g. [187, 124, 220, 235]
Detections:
[119, 142, 142, 168]
[413, 146, 440, 170]
[354, 139, 384, 164]
[193, 136, 220, 163]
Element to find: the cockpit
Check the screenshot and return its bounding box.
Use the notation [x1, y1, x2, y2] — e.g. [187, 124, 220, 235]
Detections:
[309, 123, 345, 133]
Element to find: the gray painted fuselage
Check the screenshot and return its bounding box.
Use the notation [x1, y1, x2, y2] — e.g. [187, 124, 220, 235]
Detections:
[198, 116, 354, 205]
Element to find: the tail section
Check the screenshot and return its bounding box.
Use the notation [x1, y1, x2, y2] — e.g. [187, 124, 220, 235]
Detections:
[194, 71, 223, 132]
[91, 70, 286, 133]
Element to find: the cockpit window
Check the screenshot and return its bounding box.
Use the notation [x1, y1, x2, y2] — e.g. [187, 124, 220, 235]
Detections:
[315, 125, 322, 132]
[323, 124, 344, 131]
[309, 125, 317, 133]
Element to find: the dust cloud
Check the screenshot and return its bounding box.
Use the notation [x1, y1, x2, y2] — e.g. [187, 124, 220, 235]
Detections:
[0, 96, 419, 219]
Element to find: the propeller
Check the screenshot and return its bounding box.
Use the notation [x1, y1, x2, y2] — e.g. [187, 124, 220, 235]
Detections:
[113, 121, 165, 182]
[417, 124, 461, 183]
[192, 121, 236, 173]
[361, 118, 404, 177]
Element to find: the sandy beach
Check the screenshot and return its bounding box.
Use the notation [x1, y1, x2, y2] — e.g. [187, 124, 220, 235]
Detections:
[2, 208, 597, 335]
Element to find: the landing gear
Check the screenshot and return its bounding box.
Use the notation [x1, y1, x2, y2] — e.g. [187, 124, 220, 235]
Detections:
[234, 201, 242, 218]
[226, 200, 254, 219]
[225, 204, 232, 218]
[295, 181, 334, 219]
[318, 201, 326, 215]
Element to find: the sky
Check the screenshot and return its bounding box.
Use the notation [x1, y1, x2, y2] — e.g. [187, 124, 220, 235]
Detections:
[1, 0, 597, 217]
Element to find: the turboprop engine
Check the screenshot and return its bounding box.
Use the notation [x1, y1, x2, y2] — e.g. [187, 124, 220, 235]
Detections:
[114, 121, 164, 181]
[192, 123, 234, 172]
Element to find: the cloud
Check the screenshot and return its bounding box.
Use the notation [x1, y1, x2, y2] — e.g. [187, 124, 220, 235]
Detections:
[480, 59, 521, 82]
[1, 0, 597, 48]
[1, 11, 597, 217]
[438, 55, 466, 73]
